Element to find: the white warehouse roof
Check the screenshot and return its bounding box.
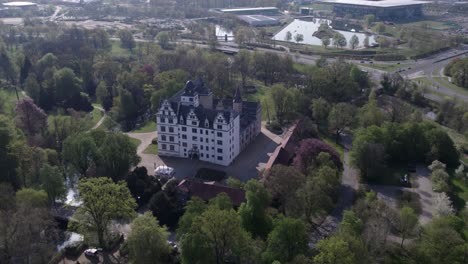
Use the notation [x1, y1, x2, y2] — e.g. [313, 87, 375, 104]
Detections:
[320, 0, 430, 7]
[2, 1, 37, 7]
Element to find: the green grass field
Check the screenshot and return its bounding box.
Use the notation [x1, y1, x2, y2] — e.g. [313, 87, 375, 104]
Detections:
[128, 137, 141, 149]
[131, 121, 157, 133]
[433, 77, 468, 97]
[358, 63, 410, 72]
[143, 144, 158, 155]
[110, 40, 134, 57]
[401, 21, 459, 31]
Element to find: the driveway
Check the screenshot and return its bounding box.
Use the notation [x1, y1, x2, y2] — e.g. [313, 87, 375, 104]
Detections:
[368, 165, 434, 225]
[126, 126, 279, 182]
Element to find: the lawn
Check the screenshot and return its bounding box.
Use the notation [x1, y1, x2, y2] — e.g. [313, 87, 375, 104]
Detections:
[401, 20, 459, 31]
[358, 63, 410, 72]
[131, 121, 157, 133]
[433, 77, 468, 97]
[143, 143, 158, 155]
[110, 40, 133, 57]
[128, 137, 141, 148]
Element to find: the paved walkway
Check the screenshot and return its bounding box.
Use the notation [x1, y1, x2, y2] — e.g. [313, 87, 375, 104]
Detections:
[91, 106, 106, 130]
[125, 125, 280, 181]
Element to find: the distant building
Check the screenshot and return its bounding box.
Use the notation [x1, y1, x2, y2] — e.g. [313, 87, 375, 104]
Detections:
[219, 6, 280, 16]
[156, 79, 261, 166]
[300, 7, 314, 15]
[237, 15, 280, 27]
[319, 0, 428, 21]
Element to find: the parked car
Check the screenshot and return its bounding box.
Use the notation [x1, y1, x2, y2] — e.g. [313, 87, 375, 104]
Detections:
[154, 166, 175, 177]
[84, 248, 102, 258]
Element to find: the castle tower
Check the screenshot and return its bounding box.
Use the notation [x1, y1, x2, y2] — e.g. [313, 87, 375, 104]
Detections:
[233, 86, 242, 113]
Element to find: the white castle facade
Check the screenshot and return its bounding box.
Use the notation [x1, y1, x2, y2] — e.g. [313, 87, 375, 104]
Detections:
[156, 79, 261, 166]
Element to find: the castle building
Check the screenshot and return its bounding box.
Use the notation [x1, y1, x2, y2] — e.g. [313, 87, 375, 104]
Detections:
[156, 79, 261, 166]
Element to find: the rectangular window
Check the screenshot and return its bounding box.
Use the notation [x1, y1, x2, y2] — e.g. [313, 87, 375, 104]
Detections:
[192, 128, 197, 133]
[161, 135, 166, 141]
[170, 145, 174, 151]
[182, 134, 187, 139]
[192, 121, 197, 125]
[217, 140, 222, 145]
[161, 144, 166, 150]
[169, 127, 174, 133]
[217, 156, 223, 161]
[192, 136, 197, 141]
[205, 130, 208, 135]
[206, 138, 208, 143]
[201, 153, 204, 157]
[182, 142, 187, 147]
[168, 118, 173, 124]
[217, 148, 222, 153]
[182, 127, 187, 132]
[217, 125, 222, 129]
[217, 132, 222, 137]
[161, 126, 166, 132]
[189, 98, 193, 102]
[169, 136, 174, 142]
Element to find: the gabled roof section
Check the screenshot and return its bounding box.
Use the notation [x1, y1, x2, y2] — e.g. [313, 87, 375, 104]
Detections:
[177, 179, 246, 206]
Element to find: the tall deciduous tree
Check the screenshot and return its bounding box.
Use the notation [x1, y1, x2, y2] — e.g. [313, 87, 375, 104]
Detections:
[98, 133, 140, 181]
[63, 133, 98, 177]
[74, 177, 136, 247]
[119, 29, 136, 51]
[350, 35, 359, 49]
[262, 217, 308, 263]
[397, 206, 418, 248]
[39, 164, 65, 205]
[127, 212, 171, 264]
[15, 98, 47, 141]
[238, 179, 273, 238]
[328, 103, 355, 143]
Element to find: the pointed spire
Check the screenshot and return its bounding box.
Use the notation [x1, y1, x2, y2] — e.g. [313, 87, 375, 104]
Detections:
[234, 86, 242, 103]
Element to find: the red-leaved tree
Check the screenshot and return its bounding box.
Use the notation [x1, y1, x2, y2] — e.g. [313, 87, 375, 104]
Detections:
[293, 138, 342, 174]
[15, 98, 47, 141]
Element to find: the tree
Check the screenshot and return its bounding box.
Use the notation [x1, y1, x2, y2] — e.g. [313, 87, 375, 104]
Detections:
[97, 132, 140, 181]
[24, 74, 40, 103]
[238, 179, 273, 238]
[364, 15, 375, 29]
[328, 103, 355, 143]
[358, 91, 386, 127]
[376, 22, 386, 33]
[63, 133, 98, 177]
[74, 177, 136, 247]
[180, 205, 252, 264]
[15, 98, 47, 141]
[294, 33, 304, 44]
[262, 217, 308, 263]
[397, 206, 418, 248]
[310, 97, 330, 129]
[363, 36, 370, 48]
[53, 67, 82, 107]
[432, 192, 454, 217]
[156, 31, 170, 49]
[264, 165, 305, 215]
[350, 34, 359, 49]
[39, 164, 65, 205]
[322, 37, 330, 49]
[314, 235, 367, 264]
[269, 84, 296, 124]
[119, 29, 136, 51]
[333, 32, 347, 49]
[293, 138, 342, 174]
[285, 31, 292, 42]
[234, 50, 251, 87]
[127, 212, 171, 264]
[0, 116, 19, 188]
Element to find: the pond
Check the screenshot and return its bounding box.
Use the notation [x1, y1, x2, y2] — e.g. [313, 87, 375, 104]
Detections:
[273, 19, 376, 49]
[215, 25, 234, 41]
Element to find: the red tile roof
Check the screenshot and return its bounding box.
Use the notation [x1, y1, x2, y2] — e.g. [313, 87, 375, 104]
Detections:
[177, 179, 246, 206]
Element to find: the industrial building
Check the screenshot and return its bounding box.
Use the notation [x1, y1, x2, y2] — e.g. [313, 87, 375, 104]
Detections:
[219, 7, 280, 16]
[237, 15, 280, 27]
[320, 0, 428, 21]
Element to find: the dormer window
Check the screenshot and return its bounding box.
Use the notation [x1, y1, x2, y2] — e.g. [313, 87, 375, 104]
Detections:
[205, 119, 209, 128]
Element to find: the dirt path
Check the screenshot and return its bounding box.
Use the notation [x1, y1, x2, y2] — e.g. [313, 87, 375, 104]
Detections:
[125, 131, 158, 172]
[91, 106, 106, 130]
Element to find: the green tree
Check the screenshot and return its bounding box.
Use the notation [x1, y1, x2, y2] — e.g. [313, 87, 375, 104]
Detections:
[119, 29, 136, 51]
[238, 179, 273, 238]
[350, 35, 359, 49]
[63, 133, 98, 177]
[53, 67, 82, 106]
[262, 217, 308, 263]
[314, 235, 367, 264]
[73, 177, 136, 247]
[127, 212, 171, 264]
[39, 164, 65, 205]
[397, 206, 418, 248]
[322, 37, 330, 48]
[180, 205, 252, 264]
[98, 132, 140, 181]
[24, 74, 40, 103]
[328, 103, 355, 143]
[310, 97, 330, 130]
[285, 31, 292, 42]
[358, 91, 386, 127]
[294, 33, 304, 44]
[156, 31, 170, 49]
